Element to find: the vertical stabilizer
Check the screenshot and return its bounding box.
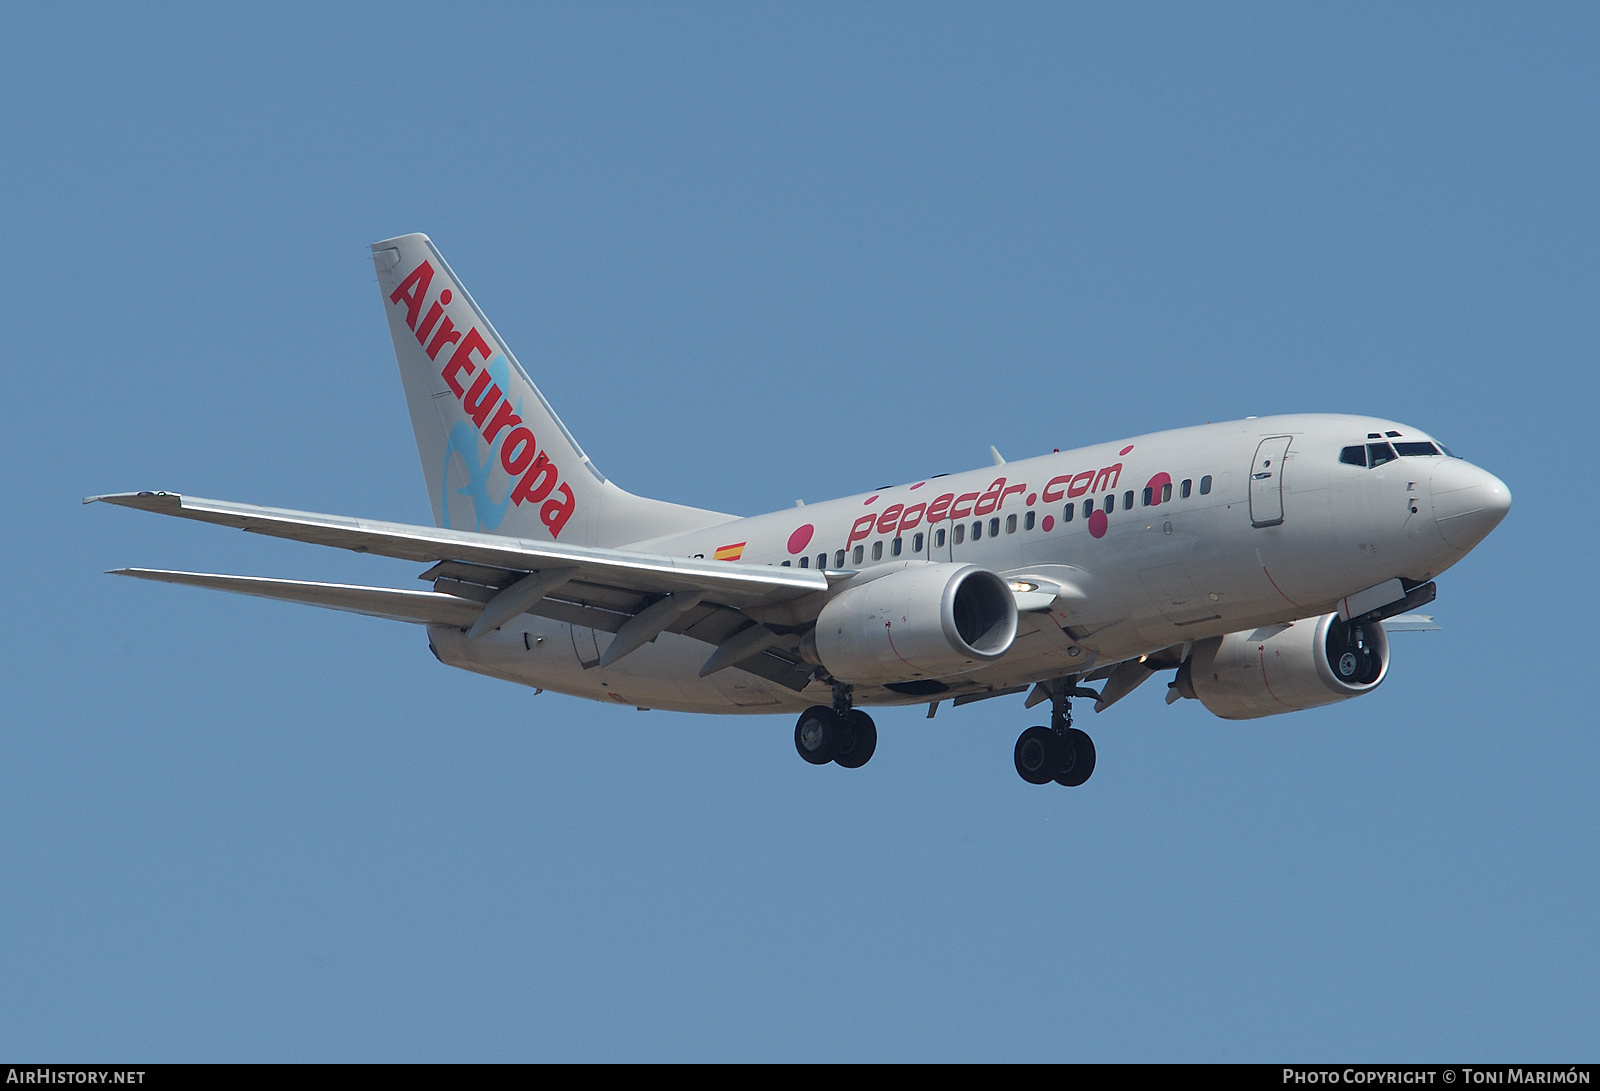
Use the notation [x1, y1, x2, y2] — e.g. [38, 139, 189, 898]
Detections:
[371, 234, 731, 547]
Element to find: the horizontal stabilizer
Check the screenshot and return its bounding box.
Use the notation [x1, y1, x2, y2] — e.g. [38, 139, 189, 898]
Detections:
[1381, 613, 1441, 632]
[111, 569, 483, 627]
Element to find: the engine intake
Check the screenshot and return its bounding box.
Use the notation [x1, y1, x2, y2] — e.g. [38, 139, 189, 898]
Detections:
[811, 563, 1017, 685]
[1181, 612, 1390, 720]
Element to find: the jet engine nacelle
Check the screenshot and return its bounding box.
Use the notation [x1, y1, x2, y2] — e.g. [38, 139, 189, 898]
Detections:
[811, 563, 1018, 685]
[1183, 612, 1390, 720]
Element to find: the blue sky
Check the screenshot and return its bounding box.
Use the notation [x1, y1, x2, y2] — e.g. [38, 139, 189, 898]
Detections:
[2, 3, 1595, 1061]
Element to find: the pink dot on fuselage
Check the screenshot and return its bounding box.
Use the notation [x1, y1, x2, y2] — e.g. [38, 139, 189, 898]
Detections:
[787, 524, 815, 554]
[1042, 515, 1055, 532]
[1026, 493, 1037, 506]
[1119, 445, 1134, 456]
[1088, 509, 1108, 538]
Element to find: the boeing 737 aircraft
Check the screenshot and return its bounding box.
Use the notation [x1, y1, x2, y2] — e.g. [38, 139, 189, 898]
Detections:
[91, 234, 1511, 786]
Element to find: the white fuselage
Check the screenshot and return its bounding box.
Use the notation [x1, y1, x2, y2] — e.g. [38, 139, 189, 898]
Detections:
[428, 413, 1506, 714]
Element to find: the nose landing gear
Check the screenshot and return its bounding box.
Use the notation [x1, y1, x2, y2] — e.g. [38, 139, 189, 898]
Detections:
[1014, 683, 1097, 787]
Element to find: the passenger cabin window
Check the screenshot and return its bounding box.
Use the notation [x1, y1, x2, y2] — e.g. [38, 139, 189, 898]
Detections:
[1102, 495, 1114, 514]
[1022, 511, 1033, 531]
[1367, 442, 1397, 468]
[817, 554, 827, 570]
[1200, 475, 1213, 495]
[1142, 487, 1153, 506]
[853, 545, 865, 564]
[798, 556, 808, 568]
[953, 524, 965, 544]
[989, 517, 1000, 537]
[971, 521, 982, 540]
[781, 560, 790, 566]
[891, 537, 902, 556]
[1340, 445, 1367, 467]
[1395, 442, 1440, 457]
[913, 532, 924, 552]
[1180, 479, 1192, 498]
[834, 550, 845, 568]
[934, 528, 945, 548]
[1063, 503, 1074, 522]
[1161, 482, 1172, 502]
[1083, 499, 1094, 520]
[871, 541, 882, 561]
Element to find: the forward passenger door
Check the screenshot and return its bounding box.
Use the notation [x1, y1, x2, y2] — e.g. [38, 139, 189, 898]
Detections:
[1249, 436, 1293, 528]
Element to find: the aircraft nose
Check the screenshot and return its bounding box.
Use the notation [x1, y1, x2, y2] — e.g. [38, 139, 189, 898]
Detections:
[1430, 459, 1511, 550]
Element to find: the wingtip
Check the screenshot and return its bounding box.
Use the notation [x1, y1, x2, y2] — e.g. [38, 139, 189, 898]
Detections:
[84, 491, 183, 511]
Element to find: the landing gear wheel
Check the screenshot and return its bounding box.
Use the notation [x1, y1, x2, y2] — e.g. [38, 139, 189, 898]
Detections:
[795, 705, 843, 765]
[1053, 728, 1096, 787]
[1014, 725, 1064, 785]
[834, 710, 878, 769]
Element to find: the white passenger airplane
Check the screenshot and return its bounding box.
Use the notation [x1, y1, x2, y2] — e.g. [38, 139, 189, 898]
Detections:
[91, 234, 1511, 786]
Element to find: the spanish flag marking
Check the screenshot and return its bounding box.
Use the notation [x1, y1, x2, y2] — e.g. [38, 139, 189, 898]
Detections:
[713, 542, 746, 561]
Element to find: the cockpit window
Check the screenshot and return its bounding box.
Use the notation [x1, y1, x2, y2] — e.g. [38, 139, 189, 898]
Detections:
[1340, 445, 1367, 467]
[1395, 441, 1440, 457]
[1367, 442, 1398, 468]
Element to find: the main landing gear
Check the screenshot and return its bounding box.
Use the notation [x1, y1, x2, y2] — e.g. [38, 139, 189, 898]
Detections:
[794, 685, 877, 769]
[1014, 684, 1096, 787]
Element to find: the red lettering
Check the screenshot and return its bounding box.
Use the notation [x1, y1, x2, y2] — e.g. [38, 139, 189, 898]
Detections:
[950, 492, 978, 520]
[897, 502, 926, 533]
[927, 493, 955, 522]
[500, 427, 537, 475]
[1091, 463, 1123, 493]
[441, 328, 492, 397]
[462, 370, 501, 429]
[876, 504, 904, 535]
[974, 477, 1006, 517]
[847, 515, 877, 548]
[416, 301, 444, 345]
[1000, 483, 1027, 508]
[1067, 470, 1095, 498]
[482, 400, 523, 445]
[541, 484, 577, 539]
[389, 262, 434, 330]
[511, 451, 559, 507]
[425, 316, 463, 361]
[1042, 475, 1071, 503]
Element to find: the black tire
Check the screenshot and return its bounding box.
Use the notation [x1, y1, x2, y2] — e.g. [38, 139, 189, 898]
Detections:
[1054, 728, 1097, 787]
[1014, 725, 1062, 785]
[834, 710, 878, 769]
[795, 705, 842, 765]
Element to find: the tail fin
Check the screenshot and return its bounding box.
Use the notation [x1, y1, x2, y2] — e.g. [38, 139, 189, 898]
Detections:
[371, 234, 731, 547]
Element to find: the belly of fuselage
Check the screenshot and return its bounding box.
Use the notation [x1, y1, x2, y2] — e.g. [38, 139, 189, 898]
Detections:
[427, 618, 816, 715]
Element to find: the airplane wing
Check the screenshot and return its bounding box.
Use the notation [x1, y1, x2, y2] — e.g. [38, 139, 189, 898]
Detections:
[89, 491, 831, 687]
[87, 491, 828, 608]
